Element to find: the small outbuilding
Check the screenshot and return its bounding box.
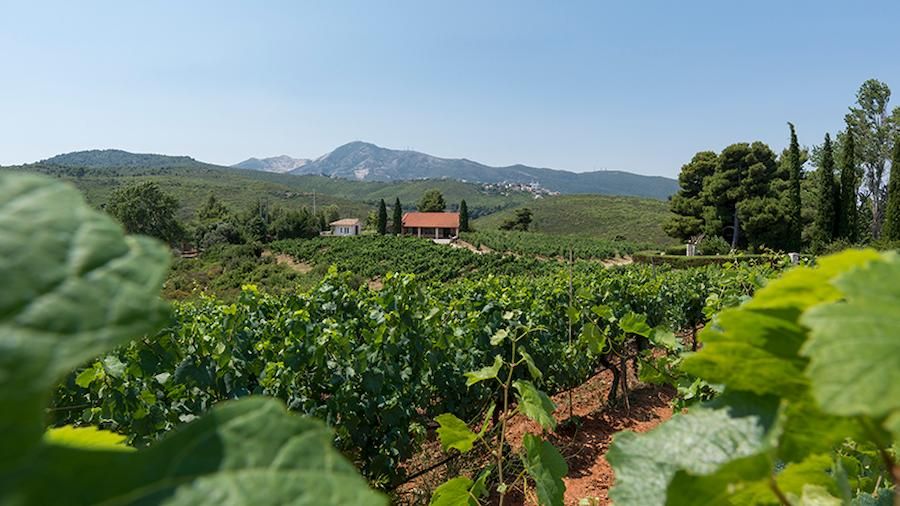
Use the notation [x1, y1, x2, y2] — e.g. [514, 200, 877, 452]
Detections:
[330, 218, 361, 236]
[401, 212, 460, 239]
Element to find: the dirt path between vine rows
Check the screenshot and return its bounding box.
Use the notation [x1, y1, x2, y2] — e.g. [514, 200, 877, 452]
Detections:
[395, 369, 675, 505]
[262, 250, 314, 274]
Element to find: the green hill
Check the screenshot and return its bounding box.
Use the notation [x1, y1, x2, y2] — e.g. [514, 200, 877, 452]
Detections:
[2, 158, 529, 222]
[471, 194, 675, 246]
[2, 163, 372, 222]
[41, 149, 213, 169]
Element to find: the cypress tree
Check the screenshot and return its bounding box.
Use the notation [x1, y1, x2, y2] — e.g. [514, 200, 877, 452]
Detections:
[376, 199, 387, 235]
[837, 129, 858, 242]
[814, 133, 837, 244]
[459, 200, 469, 232]
[392, 198, 402, 235]
[883, 136, 900, 241]
[786, 122, 803, 250]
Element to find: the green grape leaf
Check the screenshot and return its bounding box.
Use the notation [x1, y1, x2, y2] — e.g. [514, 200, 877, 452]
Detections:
[471, 467, 492, 499]
[665, 453, 771, 505]
[465, 355, 503, 386]
[776, 454, 840, 499]
[801, 254, 900, 426]
[619, 312, 652, 337]
[435, 413, 479, 453]
[579, 322, 606, 354]
[787, 485, 842, 506]
[513, 380, 557, 431]
[0, 173, 383, 505]
[430, 476, 476, 506]
[519, 347, 543, 379]
[591, 304, 614, 320]
[777, 393, 864, 463]
[666, 453, 839, 505]
[74, 363, 103, 388]
[522, 433, 568, 506]
[0, 173, 170, 470]
[490, 328, 508, 346]
[682, 250, 880, 400]
[608, 408, 768, 506]
[649, 328, 678, 350]
[43, 425, 133, 452]
[566, 306, 580, 324]
[16, 398, 385, 505]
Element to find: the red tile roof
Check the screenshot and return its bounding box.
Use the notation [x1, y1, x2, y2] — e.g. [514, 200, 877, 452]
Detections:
[402, 212, 460, 228]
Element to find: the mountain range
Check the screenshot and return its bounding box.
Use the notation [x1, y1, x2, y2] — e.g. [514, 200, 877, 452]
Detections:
[261, 142, 677, 199]
[33, 142, 678, 199]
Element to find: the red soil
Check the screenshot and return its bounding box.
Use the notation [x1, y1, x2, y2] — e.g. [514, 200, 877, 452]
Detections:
[395, 368, 675, 505]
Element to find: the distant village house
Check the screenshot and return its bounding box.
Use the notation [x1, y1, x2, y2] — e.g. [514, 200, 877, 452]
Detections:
[330, 218, 361, 236]
[402, 212, 459, 239]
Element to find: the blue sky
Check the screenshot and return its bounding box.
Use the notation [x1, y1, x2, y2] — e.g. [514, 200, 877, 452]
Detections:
[2, 1, 899, 177]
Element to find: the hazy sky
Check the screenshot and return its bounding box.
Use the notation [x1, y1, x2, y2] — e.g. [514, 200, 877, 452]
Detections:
[2, 1, 899, 177]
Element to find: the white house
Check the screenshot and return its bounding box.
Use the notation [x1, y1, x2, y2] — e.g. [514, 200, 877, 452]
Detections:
[329, 218, 361, 236]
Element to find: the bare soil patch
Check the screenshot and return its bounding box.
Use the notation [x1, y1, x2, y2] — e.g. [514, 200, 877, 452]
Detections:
[394, 368, 674, 505]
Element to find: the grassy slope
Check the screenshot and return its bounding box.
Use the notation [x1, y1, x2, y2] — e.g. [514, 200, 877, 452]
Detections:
[471, 194, 676, 246]
[2, 164, 371, 221]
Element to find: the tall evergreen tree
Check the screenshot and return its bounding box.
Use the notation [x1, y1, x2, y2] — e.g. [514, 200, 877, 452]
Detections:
[814, 133, 837, 244]
[786, 122, 803, 250]
[663, 151, 717, 241]
[837, 129, 859, 242]
[376, 199, 387, 235]
[392, 198, 402, 235]
[459, 200, 470, 232]
[883, 136, 900, 241]
[703, 142, 785, 250]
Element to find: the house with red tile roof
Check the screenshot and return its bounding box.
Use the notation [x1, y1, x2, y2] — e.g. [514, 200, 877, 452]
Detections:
[401, 212, 459, 239]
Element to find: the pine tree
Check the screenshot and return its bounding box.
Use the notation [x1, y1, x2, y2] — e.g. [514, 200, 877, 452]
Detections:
[376, 199, 387, 235]
[392, 198, 402, 235]
[786, 122, 803, 250]
[814, 133, 837, 244]
[459, 200, 469, 232]
[883, 136, 900, 241]
[837, 129, 859, 242]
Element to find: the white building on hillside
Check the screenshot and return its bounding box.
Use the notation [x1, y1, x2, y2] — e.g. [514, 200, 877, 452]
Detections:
[329, 218, 361, 236]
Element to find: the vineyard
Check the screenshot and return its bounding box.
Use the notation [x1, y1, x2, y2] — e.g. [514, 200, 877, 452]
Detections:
[460, 230, 642, 260]
[51, 261, 772, 482]
[3, 172, 898, 506]
[269, 235, 559, 282]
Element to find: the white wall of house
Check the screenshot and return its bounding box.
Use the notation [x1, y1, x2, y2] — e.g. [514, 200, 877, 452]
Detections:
[333, 225, 359, 236]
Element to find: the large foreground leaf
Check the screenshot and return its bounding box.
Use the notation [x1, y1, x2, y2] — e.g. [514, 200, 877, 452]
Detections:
[682, 250, 880, 399]
[14, 398, 384, 505]
[0, 173, 171, 469]
[608, 408, 768, 506]
[801, 254, 900, 430]
[0, 173, 382, 505]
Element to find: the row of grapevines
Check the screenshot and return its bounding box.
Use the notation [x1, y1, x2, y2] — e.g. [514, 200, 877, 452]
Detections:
[53, 260, 775, 484]
[269, 235, 560, 282]
[461, 230, 643, 260]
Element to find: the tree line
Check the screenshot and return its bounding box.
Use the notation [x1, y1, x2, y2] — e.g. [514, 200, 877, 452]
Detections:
[104, 183, 489, 246]
[666, 78, 900, 252]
